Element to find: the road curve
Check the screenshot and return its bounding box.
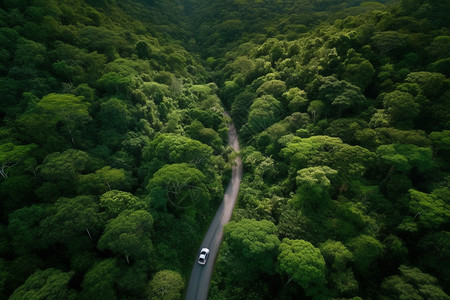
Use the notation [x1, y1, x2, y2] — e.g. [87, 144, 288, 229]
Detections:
[185, 118, 242, 300]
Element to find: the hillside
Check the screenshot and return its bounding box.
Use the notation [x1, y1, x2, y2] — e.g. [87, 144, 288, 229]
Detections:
[0, 0, 449, 299]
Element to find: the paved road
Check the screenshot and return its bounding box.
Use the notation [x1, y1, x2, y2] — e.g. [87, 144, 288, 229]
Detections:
[185, 119, 242, 300]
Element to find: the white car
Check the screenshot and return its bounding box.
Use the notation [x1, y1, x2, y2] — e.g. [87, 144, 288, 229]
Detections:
[197, 248, 210, 265]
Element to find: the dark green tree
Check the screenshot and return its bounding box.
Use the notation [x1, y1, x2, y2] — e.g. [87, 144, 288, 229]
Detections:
[9, 268, 77, 300]
[98, 210, 153, 264]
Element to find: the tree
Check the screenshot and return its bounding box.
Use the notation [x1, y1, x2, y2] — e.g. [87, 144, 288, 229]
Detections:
[291, 166, 338, 211]
[147, 163, 209, 210]
[380, 265, 450, 300]
[77, 166, 135, 195]
[8, 205, 46, 255]
[37, 93, 91, 144]
[308, 75, 366, 117]
[278, 238, 326, 297]
[142, 134, 214, 174]
[417, 231, 450, 288]
[371, 31, 409, 54]
[429, 130, 450, 156]
[39, 149, 95, 194]
[40, 196, 104, 245]
[283, 87, 309, 113]
[0, 143, 36, 179]
[342, 59, 375, 91]
[97, 72, 134, 95]
[98, 98, 132, 132]
[245, 95, 282, 135]
[256, 80, 286, 98]
[307, 100, 325, 123]
[405, 71, 447, 98]
[98, 210, 153, 264]
[376, 143, 433, 179]
[382, 90, 419, 127]
[280, 135, 374, 183]
[80, 259, 120, 300]
[347, 235, 384, 275]
[136, 41, 151, 59]
[148, 270, 184, 300]
[13, 38, 46, 68]
[223, 219, 280, 276]
[320, 240, 358, 296]
[100, 190, 144, 218]
[9, 268, 77, 300]
[406, 188, 450, 230]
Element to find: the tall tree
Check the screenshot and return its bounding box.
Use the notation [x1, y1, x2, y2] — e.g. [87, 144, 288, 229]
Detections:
[36, 93, 92, 144]
[223, 218, 280, 276]
[40, 195, 104, 245]
[147, 270, 184, 300]
[278, 238, 326, 297]
[98, 210, 153, 264]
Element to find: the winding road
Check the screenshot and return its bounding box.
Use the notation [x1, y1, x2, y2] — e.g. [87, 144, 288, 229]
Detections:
[185, 118, 242, 300]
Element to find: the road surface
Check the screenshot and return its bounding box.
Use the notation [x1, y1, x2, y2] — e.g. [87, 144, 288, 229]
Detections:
[185, 119, 242, 300]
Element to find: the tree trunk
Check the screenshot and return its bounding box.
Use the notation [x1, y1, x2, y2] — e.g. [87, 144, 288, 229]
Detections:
[382, 165, 396, 183]
[66, 125, 75, 144]
[284, 277, 294, 288]
[125, 254, 130, 264]
[85, 228, 92, 239]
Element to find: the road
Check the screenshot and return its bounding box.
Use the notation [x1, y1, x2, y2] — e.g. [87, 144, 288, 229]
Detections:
[184, 119, 242, 300]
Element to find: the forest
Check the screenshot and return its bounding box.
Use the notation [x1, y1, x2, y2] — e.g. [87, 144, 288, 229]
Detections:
[0, 0, 449, 299]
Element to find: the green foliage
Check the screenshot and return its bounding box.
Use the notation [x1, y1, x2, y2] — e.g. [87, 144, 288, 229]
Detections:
[292, 166, 338, 211]
[147, 163, 209, 210]
[347, 235, 384, 275]
[37, 93, 92, 142]
[10, 268, 77, 300]
[77, 166, 135, 195]
[80, 258, 120, 300]
[376, 143, 433, 173]
[8, 205, 46, 255]
[98, 209, 154, 264]
[406, 188, 450, 230]
[99, 190, 143, 218]
[40, 195, 104, 245]
[320, 240, 358, 296]
[382, 90, 419, 127]
[1, 0, 450, 299]
[142, 133, 214, 173]
[148, 270, 185, 300]
[278, 238, 326, 296]
[0, 143, 37, 179]
[223, 218, 280, 275]
[380, 265, 450, 300]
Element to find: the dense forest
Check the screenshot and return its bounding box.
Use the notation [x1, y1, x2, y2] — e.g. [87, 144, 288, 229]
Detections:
[0, 0, 449, 299]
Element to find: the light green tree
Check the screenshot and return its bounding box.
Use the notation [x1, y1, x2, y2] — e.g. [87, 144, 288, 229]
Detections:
[37, 93, 91, 144]
[291, 166, 338, 210]
[224, 218, 280, 275]
[147, 270, 184, 300]
[0, 143, 36, 179]
[278, 238, 326, 297]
